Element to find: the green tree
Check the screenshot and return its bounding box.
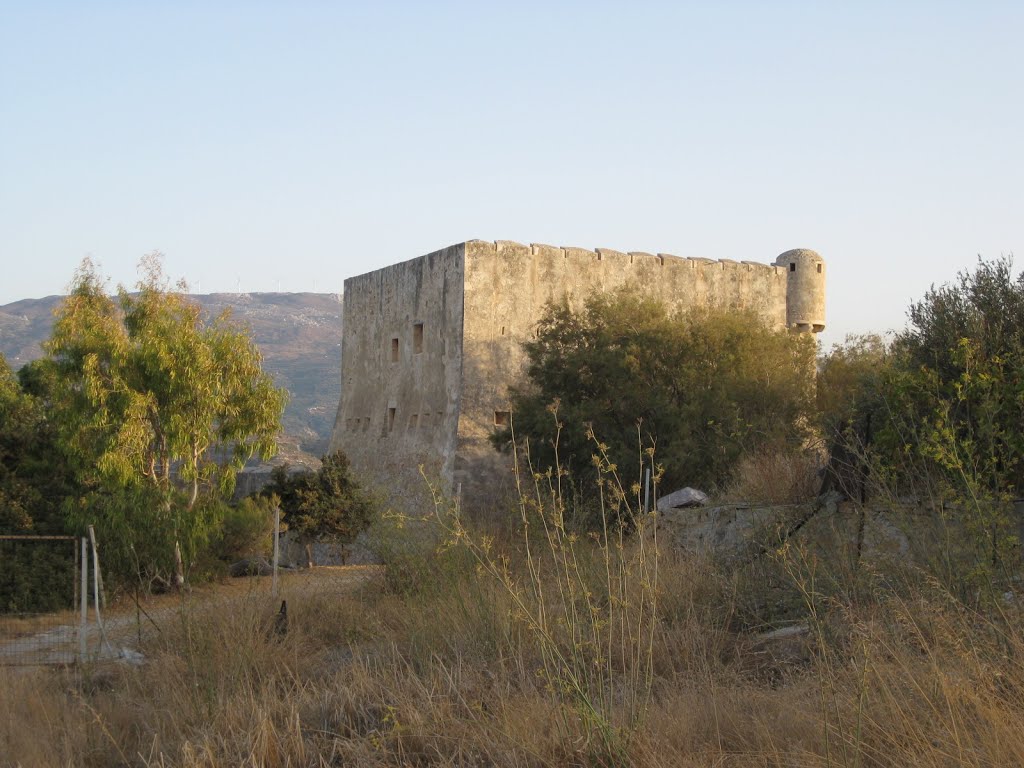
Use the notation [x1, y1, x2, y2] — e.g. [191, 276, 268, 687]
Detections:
[261, 451, 376, 564]
[823, 257, 1024, 582]
[44, 255, 287, 587]
[495, 290, 816, 523]
[0, 354, 77, 612]
[0, 354, 72, 535]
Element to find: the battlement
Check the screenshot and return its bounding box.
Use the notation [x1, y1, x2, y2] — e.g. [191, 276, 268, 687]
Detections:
[466, 239, 786, 275]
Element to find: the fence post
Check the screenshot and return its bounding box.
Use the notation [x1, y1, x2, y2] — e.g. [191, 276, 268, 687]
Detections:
[79, 537, 88, 664]
[88, 525, 109, 654]
[272, 505, 280, 597]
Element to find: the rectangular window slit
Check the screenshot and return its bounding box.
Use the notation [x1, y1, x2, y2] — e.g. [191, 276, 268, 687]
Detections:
[790, 263, 796, 272]
[413, 323, 424, 354]
[817, 263, 822, 274]
[387, 407, 396, 433]
[391, 337, 399, 362]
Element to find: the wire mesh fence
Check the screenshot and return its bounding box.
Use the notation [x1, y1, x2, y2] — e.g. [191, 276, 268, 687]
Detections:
[0, 535, 82, 666]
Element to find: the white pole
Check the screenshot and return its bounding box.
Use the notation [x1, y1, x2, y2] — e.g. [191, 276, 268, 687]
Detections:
[88, 526, 109, 652]
[272, 505, 280, 596]
[79, 537, 88, 663]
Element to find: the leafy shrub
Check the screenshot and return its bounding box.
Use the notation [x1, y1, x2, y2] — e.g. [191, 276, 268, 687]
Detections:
[495, 290, 816, 524]
[260, 451, 377, 558]
[212, 495, 276, 563]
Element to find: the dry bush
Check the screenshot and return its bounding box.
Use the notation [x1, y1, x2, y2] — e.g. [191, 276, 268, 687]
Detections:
[722, 445, 823, 504]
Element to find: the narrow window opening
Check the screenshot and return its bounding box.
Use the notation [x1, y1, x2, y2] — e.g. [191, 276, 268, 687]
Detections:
[494, 410, 511, 427]
[391, 337, 399, 362]
[817, 263, 822, 274]
[500, 326, 506, 336]
[413, 323, 424, 354]
[387, 407, 396, 433]
[789, 263, 796, 272]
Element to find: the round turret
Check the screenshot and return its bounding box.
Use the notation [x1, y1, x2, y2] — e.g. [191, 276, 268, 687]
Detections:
[775, 249, 825, 333]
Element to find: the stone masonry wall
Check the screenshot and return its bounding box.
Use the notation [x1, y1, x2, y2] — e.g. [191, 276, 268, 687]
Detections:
[456, 239, 789, 515]
[328, 244, 465, 514]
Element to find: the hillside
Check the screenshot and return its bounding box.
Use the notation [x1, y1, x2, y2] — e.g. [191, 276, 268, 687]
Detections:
[0, 292, 342, 459]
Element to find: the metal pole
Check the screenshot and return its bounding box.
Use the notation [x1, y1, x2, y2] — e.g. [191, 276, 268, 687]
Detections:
[80, 537, 88, 664]
[272, 505, 280, 597]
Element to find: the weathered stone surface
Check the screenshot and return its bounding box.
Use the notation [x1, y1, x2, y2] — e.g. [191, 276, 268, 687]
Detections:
[645, 498, 914, 563]
[657, 487, 709, 510]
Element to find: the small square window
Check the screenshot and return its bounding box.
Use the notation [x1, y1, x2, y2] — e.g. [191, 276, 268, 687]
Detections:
[413, 323, 424, 354]
[391, 337, 399, 362]
[494, 410, 511, 427]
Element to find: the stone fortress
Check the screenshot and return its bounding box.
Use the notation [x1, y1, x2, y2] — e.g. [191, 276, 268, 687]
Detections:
[328, 240, 825, 513]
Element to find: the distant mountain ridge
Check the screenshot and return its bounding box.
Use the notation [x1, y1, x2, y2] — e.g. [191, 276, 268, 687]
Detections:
[0, 292, 342, 460]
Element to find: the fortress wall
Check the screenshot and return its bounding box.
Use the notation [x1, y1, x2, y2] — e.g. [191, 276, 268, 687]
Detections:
[329, 244, 465, 512]
[458, 240, 788, 513]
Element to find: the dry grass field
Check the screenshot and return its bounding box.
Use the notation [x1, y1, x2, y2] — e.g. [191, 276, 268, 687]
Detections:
[2, 511, 1023, 768]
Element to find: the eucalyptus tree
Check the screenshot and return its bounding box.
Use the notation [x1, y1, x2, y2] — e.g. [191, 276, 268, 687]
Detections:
[45, 255, 287, 587]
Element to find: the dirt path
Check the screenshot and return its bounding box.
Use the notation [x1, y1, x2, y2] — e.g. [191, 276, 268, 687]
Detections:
[0, 565, 378, 667]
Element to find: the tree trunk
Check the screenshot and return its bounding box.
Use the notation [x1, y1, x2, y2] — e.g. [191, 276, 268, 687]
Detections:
[174, 540, 185, 588]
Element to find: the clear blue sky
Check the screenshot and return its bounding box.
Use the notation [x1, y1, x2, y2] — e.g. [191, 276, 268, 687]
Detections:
[2, 1, 1021, 348]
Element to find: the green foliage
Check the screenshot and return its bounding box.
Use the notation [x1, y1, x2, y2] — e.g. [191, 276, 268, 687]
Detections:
[821, 256, 1024, 587]
[0, 539, 76, 614]
[816, 333, 892, 431]
[212, 495, 276, 563]
[0, 354, 72, 535]
[0, 354, 77, 613]
[261, 451, 376, 549]
[42, 255, 287, 588]
[496, 290, 816, 519]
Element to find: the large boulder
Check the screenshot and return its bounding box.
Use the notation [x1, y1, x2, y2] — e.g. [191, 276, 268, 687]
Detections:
[657, 487, 709, 510]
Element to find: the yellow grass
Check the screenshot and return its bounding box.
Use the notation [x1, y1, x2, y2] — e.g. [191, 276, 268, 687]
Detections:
[2, 533, 1023, 767]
